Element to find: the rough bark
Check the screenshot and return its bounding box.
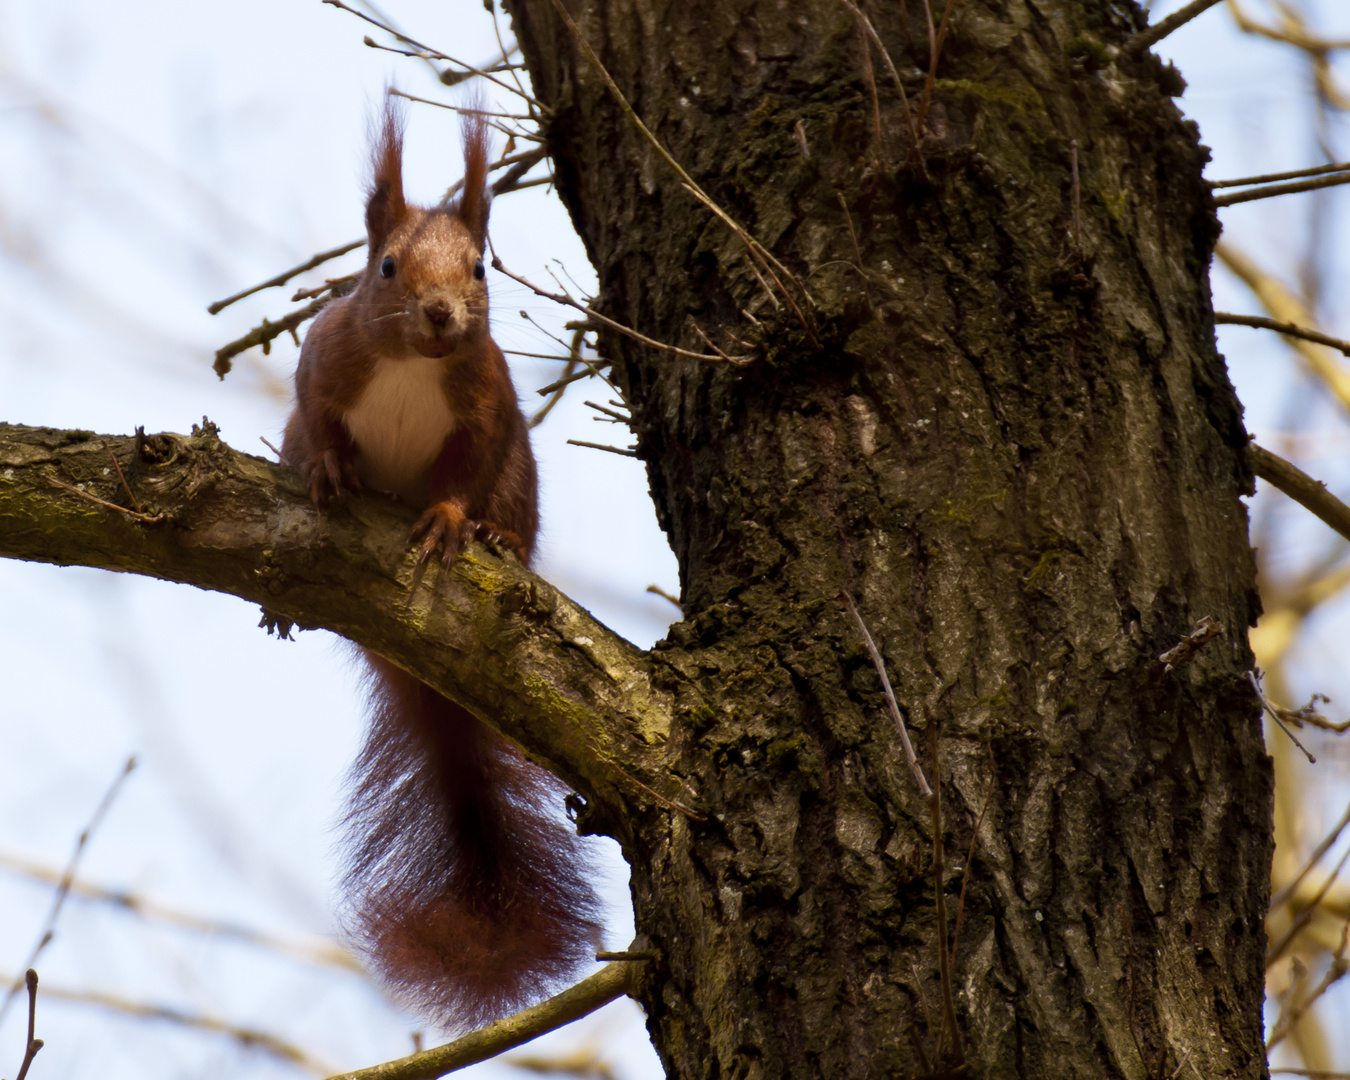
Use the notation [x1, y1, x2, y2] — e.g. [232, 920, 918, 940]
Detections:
[507, 0, 1272, 1077]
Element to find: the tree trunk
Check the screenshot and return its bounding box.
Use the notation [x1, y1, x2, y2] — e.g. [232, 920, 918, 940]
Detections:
[509, 0, 1271, 1077]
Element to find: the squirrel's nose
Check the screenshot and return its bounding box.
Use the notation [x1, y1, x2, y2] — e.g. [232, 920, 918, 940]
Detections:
[423, 298, 453, 332]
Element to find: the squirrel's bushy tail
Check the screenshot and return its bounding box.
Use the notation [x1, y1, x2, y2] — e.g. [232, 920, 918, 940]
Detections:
[343, 652, 603, 1029]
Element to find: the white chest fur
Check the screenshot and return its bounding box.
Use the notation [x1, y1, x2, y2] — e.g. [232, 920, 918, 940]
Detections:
[344, 353, 457, 499]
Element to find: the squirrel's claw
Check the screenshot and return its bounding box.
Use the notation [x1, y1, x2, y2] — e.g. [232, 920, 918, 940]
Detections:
[412, 503, 525, 567]
[305, 449, 361, 506]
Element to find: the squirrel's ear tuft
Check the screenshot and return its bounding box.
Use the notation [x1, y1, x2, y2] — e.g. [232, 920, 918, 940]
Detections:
[456, 103, 491, 248]
[366, 98, 407, 255]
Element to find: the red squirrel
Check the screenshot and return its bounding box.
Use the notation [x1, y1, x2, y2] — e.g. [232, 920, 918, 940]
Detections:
[281, 104, 602, 1028]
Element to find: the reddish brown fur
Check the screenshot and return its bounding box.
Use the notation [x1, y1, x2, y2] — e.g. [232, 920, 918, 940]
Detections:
[282, 101, 601, 1028]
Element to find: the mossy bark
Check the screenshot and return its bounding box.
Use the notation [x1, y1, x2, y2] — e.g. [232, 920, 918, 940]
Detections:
[510, 0, 1271, 1076]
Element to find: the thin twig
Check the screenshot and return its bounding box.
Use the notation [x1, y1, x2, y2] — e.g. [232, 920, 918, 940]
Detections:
[1122, 0, 1225, 55]
[950, 768, 995, 971]
[323, 0, 541, 106]
[259, 436, 283, 461]
[1217, 242, 1350, 411]
[213, 298, 329, 378]
[567, 439, 638, 458]
[542, 0, 816, 334]
[646, 584, 683, 612]
[913, 0, 959, 146]
[0, 851, 361, 972]
[0, 757, 137, 1024]
[838, 0, 921, 154]
[1157, 615, 1224, 672]
[1214, 171, 1350, 206]
[585, 400, 631, 423]
[4, 975, 333, 1075]
[207, 240, 365, 315]
[838, 591, 932, 798]
[1250, 442, 1350, 545]
[536, 363, 612, 396]
[387, 90, 534, 122]
[492, 255, 751, 363]
[1248, 670, 1316, 765]
[1271, 800, 1350, 911]
[1215, 312, 1350, 357]
[1267, 919, 1350, 1052]
[836, 192, 875, 313]
[1211, 160, 1350, 189]
[605, 762, 706, 821]
[14, 970, 42, 1080]
[100, 439, 142, 513]
[324, 963, 636, 1080]
[1266, 844, 1350, 967]
[46, 475, 165, 524]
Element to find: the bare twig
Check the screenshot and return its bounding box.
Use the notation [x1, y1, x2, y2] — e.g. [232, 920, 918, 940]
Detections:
[0, 758, 137, 1024]
[836, 192, 876, 313]
[323, 0, 542, 107]
[1158, 615, 1224, 671]
[492, 255, 751, 364]
[1248, 670, 1316, 765]
[1267, 845, 1350, 967]
[913, 0, 959, 147]
[45, 474, 166, 524]
[536, 363, 613, 397]
[1250, 442, 1350, 545]
[1211, 160, 1350, 189]
[604, 761, 706, 821]
[3, 975, 333, 1075]
[838, 591, 932, 798]
[1267, 919, 1350, 1052]
[14, 970, 42, 1080]
[213, 298, 329, 378]
[1271, 800, 1350, 911]
[387, 90, 534, 122]
[260, 436, 283, 461]
[1215, 312, 1350, 357]
[585, 400, 631, 423]
[1123, 0, 1226, 55]
[0, 851, 361, 972]
[1217, 242, 1350, 411]
[646, 584, 683, 612]
[100, 439, 142, 513]
[207, 239, 365, 315]
[292, 273, 359, 303]
[1213, 171, 1350, 206]
[324, 963, 636, 1080]
[838, 0, 920, 153]
[566, 439, 638, 458]
[950, 767, 995, 971]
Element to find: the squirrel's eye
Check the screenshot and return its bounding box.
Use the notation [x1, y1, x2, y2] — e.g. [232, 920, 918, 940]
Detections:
[473, 257, 485, 281]
[380, 256, 396, 279]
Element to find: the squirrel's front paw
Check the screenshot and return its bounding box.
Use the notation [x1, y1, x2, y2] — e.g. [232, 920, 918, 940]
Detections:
[304, 449, 362, 506]
[411, 502, 525, 567]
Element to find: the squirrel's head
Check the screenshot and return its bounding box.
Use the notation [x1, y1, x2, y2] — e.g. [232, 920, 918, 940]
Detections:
[362, 101, 492, 360]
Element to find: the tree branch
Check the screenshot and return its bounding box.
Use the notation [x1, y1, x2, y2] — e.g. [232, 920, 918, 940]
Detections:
[324, 962, 636, 1080]
[0, 422, 674, 827]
